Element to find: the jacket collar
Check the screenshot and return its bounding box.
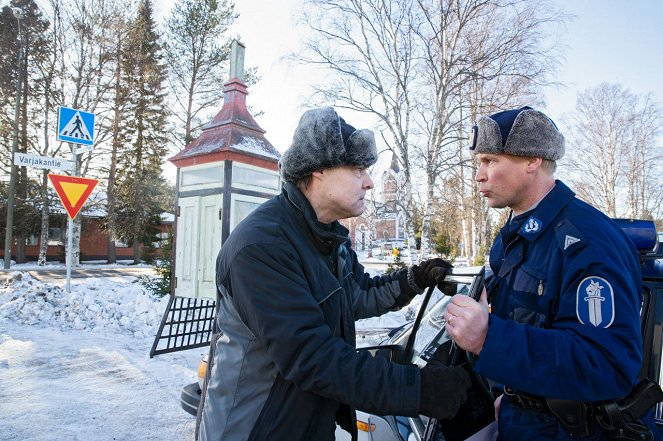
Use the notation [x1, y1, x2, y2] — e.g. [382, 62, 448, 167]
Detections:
[282, 182, 350, 254]
[515, 180, 576, 243]
[494, 180, 575, 277]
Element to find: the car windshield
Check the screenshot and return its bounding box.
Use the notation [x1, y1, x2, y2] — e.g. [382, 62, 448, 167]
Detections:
[392, 268, 482, 367]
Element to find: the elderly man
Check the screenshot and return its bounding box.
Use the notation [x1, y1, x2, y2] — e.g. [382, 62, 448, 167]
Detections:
[444, 106, 660, 440]
[196, 107, 471, 441]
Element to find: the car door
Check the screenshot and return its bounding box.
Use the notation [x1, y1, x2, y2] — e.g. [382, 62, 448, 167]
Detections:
[354, 267, 490, 441]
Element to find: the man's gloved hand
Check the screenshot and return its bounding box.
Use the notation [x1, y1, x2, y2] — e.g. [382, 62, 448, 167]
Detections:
[412, 258, 453, 291]
[419, 364, 472, 420]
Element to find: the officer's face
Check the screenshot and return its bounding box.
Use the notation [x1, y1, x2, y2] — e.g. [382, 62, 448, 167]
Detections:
[475, 153, 536, 214]
[311, 165, 374, 223]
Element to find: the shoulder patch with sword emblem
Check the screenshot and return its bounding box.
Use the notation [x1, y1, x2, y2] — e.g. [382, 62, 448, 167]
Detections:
[576, 276, 615, 328]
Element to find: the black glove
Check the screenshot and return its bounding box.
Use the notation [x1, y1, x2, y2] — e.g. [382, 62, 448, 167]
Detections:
[412, 258, 453, 290]
[419, 364, 472, 420]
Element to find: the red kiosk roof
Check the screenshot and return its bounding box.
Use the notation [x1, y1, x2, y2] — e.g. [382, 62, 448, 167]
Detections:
[169, 78, 280, 171]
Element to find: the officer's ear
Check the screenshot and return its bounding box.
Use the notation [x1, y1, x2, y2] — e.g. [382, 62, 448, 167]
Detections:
[525, 157, 543, 173]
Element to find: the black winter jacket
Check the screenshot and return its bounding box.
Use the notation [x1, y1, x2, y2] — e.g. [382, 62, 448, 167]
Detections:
[196, 183, 422, 441]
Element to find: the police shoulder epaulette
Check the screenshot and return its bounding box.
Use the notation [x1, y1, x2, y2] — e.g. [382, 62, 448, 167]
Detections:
[553, 219, 587, 254]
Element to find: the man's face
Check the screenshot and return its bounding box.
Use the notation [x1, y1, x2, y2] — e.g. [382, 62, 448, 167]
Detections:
[314, 165, 374, 223]
[474, 153, 534, 213]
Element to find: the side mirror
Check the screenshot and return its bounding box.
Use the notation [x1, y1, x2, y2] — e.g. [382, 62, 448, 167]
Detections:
[358, 344, 407, 363]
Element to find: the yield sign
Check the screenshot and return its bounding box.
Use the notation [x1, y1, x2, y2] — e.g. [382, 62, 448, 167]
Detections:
[48, 174, 99, 219]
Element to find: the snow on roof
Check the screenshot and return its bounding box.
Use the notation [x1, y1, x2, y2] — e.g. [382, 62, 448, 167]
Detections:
[231, 134, 281, 161]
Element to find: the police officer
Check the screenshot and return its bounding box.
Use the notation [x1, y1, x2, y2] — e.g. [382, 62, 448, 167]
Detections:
[444, 107, 660, 440]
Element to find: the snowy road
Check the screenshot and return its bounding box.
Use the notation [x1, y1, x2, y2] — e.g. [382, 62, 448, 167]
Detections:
[0, 273, 203, 441]
[0, 264, 404, 441]
[0, 320, 203, 441]
[0, 265, 156, 285]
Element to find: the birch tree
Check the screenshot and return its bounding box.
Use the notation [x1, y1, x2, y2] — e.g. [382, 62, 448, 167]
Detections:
[296, 0, 566, 261]
[54, 0, 125, 265]
[296, 0, 428, 263]
[567, 83, 662, 218]
[413, 0, 564, 259]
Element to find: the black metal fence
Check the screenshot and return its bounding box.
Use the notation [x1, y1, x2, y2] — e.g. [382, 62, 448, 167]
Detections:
[150, 295, 216, 357]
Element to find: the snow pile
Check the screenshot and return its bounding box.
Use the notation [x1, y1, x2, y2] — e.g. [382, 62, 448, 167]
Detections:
[0, 263, 421, 346]
[0, 272, 168, 338]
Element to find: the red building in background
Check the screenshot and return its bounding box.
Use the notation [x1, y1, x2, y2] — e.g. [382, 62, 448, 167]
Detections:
[0, 208, 173, 263]
[341, 153, 405, 253]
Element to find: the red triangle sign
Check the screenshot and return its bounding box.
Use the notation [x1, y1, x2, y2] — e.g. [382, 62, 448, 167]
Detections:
[48, 174, 99, 219]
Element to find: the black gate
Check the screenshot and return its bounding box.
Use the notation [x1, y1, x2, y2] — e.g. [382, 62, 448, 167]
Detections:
[149, 295, 217, 357]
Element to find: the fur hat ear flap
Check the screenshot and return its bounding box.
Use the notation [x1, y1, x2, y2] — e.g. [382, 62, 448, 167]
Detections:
[343, 129, 377, 167]
[280, 107, 378, 183]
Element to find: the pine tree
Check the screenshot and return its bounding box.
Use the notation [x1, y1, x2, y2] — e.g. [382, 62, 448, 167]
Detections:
[139, 229, 173, 297]
[0, 1, 52, 263]
[386, 246, 407, 273]
[114, 0, 169, 264]
[164, 0, 236, 146]
[104, 1, 132, 264]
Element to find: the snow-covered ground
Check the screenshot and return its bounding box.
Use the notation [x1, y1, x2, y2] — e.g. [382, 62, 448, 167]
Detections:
[0, 272, 202, 441]
[0, 258, 418, 441]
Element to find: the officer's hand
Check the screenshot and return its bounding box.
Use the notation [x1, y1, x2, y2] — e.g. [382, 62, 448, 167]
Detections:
[412, 258, 453, 291]
[419, 364, 471, 420]
[445, 288, 489, 355]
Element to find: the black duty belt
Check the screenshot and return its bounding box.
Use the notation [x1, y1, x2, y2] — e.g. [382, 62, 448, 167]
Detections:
[503, 386, 548, 411]
[504, 386, 594, 437]
[503, 380, 663, 440]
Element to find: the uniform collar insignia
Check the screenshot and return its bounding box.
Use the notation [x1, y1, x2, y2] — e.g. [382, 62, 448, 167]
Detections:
[564, 235, 581, 250]
[520, 216, 542, 236]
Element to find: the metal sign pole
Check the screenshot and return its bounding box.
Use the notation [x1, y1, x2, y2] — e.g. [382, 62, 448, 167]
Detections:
[55, 106, 95, 292]
[65, 208, 74, 293]
[65, 145, 78, 293]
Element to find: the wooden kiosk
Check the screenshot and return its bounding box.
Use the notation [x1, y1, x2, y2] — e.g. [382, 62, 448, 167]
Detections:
[151, 42, 281, 356]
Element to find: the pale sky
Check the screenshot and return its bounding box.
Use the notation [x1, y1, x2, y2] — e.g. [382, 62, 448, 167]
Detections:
[171, 0, 663, 161]
[542, 0, 663, 124]
[3, 0, 661, 180]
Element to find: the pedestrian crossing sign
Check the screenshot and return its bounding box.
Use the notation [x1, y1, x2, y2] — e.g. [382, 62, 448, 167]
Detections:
[57, 106, 95, 146]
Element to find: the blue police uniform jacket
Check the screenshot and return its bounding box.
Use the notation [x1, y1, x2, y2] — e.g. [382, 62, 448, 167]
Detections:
[473, 180, 660, 440]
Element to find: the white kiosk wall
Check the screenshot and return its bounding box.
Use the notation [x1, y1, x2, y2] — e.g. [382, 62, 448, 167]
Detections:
[174, 161, 279, 299]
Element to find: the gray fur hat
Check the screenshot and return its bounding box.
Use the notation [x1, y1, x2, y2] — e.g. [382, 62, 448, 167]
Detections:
[469, 106, 565, 160]
[280, 107, 378, 182]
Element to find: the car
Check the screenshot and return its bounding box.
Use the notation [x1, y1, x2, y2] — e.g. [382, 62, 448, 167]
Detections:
[180, 219, 663, 441]
[180, 353, 208, 416]
[452, 257, 470, 267]
[354, 266, 487, 441]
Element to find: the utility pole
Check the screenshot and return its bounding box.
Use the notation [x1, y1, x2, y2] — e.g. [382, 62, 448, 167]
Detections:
[3, 7, 24, 269]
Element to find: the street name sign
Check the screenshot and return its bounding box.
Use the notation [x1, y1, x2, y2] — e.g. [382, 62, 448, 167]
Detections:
[73, 144, 94, 155]
[48, 174, 99, 219]
[14, 152, 73, 172]
[57, 106, 95, 146]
